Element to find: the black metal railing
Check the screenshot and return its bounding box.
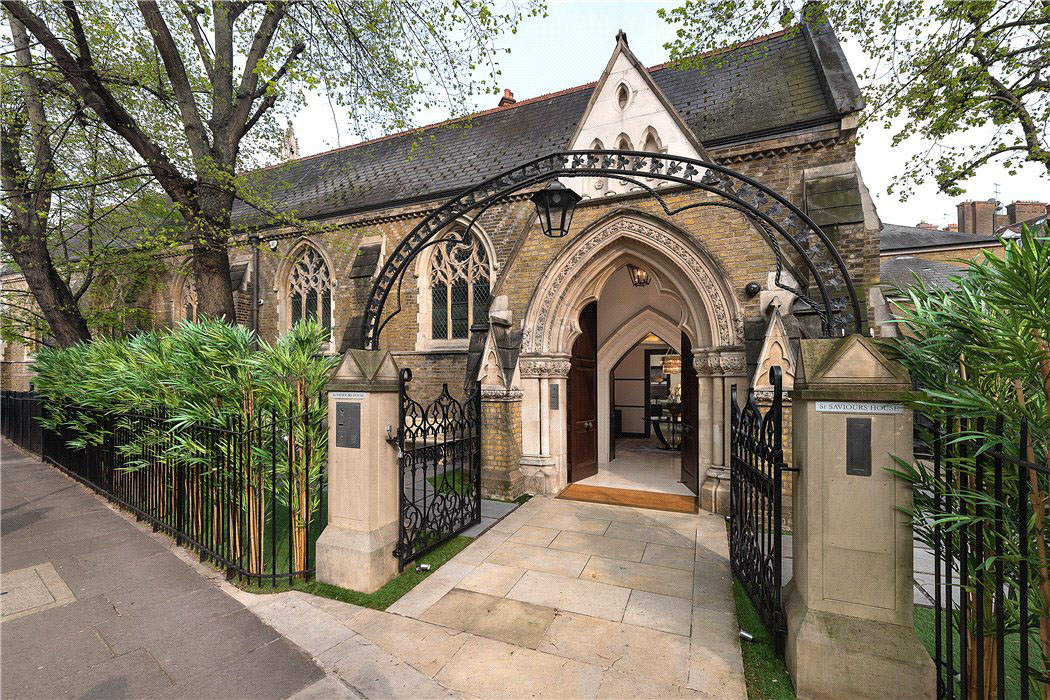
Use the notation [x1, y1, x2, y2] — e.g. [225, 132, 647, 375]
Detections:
[730, 367, 787, 652]
[1, 390, 43, 454]
[2, 393, 326, 585]
[394, 369, 481, 570]
[912, 413, 1048, 700]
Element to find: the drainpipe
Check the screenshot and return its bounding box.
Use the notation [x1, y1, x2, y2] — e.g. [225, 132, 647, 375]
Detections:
[250, 234, 260, 347]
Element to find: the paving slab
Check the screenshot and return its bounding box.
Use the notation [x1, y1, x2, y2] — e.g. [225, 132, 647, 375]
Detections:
[506, 569, 632, 622]
[454, 561, 527, 597]
[29, 648, 173, 700]
[605, 520, 696, 548]
[538, 611, 692, 686]
[421, 588, 557, 648]
[318, 635, 460, 699]
[435, 634, 604, 699]
[485, 540, 591, 578]
[597, 669, 715, 699]
[623, 589, 693, 636]
[288, 674, 364, 700]
[582, 556, 695, 599]
[348, 607, 469, 676]
[508, 524, 560, 546]
[383, 560, 475, 618]
[525, 511, 612, 535]
[549, 529, 647, 561]
[250, 595, 355, 657]
[642, 542, 697, 571]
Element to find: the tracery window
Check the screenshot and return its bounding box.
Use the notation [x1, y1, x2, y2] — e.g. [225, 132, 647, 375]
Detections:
[287, 246, 333, 332]
[429, 239, 490, 340]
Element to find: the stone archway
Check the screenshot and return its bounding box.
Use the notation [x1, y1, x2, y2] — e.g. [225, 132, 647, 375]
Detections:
[517, 212, 747, 500]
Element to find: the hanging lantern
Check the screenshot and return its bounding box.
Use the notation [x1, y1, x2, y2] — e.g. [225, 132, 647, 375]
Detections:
[662, 350, 681, 375]
[626, 263, 651, 287]
[530, 180, 582, 238]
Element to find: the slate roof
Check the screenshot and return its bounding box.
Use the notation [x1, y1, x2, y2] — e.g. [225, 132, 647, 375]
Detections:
[880, 223, 999, 252]
[880, 256, 966, 292]
[236, 22, 860, 226]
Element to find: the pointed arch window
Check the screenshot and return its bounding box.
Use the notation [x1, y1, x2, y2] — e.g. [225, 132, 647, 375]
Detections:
[429, 238, 490, 340]
[641, 127, 663, 153]
[287, 246, 333, 332]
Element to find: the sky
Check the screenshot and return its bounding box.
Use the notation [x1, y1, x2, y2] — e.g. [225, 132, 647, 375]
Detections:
[291, 0, 1047, 229]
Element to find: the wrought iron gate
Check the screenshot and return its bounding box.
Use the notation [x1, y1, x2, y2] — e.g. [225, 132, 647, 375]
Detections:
[394, 369, 482, 570]
[730, 366, 788, 650]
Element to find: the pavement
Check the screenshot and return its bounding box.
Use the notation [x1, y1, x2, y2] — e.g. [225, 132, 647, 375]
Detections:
[242, 495, 745, 699]
[3, 438, 743, 699]
[0, 440, 325, 699]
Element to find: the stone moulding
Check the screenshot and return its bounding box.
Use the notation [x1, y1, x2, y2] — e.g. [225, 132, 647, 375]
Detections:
[517, 358, 572, 378]
[521, 215, 740, 355]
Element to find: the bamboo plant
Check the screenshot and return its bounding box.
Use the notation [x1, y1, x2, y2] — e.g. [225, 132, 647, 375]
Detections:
[885, 224, 1049, 700]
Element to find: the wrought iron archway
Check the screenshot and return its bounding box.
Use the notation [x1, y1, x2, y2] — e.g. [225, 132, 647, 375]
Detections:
[351, 149, 862, 350]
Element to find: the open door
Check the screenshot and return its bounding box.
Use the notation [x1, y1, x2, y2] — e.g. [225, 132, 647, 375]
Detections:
[680, 331, 699, 494]
[568, 302, 598, 482]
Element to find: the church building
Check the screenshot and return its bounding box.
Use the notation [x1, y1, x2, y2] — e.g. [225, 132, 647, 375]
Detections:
[1, 20, 881, 514]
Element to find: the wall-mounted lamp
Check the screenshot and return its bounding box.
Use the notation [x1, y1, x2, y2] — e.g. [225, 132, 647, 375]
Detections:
[744, 282, 761, 298]
[626, 263, 651, 287]
[268, 239, 279, 251]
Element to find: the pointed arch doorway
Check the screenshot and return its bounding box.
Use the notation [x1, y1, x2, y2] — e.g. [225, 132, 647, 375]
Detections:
[521, 212, 744, 508]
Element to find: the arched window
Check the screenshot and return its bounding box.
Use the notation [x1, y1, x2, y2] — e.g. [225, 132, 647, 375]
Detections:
[640, 126, 663, 153]
[615, 133, 633, 151]
[287, 246, 333, 332]
[429, 238, 490, 340]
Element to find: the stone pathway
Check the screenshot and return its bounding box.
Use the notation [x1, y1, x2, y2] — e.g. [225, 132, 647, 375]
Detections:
[0, 441, 324, 699]
[243, 495, 745, 699]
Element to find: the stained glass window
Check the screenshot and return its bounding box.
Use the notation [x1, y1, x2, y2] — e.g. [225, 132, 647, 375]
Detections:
[288, 247, 332, 332]
[429, 239, 490, 340]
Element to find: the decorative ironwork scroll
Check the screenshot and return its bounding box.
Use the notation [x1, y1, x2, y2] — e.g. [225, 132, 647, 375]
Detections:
[354, 150, 862, 350]
[394, 369, 482, 570]
[730, 366, 788, 651]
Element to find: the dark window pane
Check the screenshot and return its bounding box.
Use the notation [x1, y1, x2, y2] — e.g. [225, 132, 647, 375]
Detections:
[472, 278, 490, 325]
[451, 280, 469, 338]
[306, 288, 318, 322]
[291, 291, 303, 324]
[432, 282, 448, 339]
[322, 289, 332, 332]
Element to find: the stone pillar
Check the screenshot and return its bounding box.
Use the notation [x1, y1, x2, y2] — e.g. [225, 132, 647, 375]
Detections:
[694, 352, 712, 473]
[316, 349, 401, 593]
[480, 388, 524, 500]
[699, 346, 745, 515]
[518, 356, 571, 494]
[784, 335, 935, 699]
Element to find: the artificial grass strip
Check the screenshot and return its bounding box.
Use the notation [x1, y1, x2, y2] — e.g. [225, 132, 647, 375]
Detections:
[733, 578, 796, 700]
[240, 535, 474, 610]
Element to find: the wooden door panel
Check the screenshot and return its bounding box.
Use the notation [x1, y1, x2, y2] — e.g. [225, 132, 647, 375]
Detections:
[569, 302, 598, 482]
[680, 331, 699, 494]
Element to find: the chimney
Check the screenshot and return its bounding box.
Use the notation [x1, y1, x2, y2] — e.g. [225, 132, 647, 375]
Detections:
[1006, 200, 1047, 225]
[915, 221, 939, 231]
[945, 223, 958, 232]
[956, 199, 996, 235]
[498, 89, 516, 108]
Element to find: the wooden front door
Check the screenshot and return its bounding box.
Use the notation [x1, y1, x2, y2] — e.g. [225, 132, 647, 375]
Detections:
[568, 302, 598, 482]
[680, 331, 699, 493]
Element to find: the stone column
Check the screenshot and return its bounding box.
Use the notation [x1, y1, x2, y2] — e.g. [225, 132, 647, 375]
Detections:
[694, 352, 712, 473]
[700, 346, 744, 514]
[316, 349, 401, 593]
[784, 335, 935, 699]
[518, 356, 571, 494]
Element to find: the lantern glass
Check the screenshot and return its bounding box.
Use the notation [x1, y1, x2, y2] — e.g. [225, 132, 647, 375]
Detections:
[625, 263, 651, 287]
[530, 180, 582, 238]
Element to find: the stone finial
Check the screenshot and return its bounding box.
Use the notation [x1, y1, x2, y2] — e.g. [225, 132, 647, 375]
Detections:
[615, 29, 628, 46]
[281, 121, 300, 161]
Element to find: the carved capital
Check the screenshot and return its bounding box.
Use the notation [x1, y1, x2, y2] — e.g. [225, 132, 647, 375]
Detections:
[718, 350, 747, 376]
[481, 388, 523, 402]
[519, 358, 572, 378]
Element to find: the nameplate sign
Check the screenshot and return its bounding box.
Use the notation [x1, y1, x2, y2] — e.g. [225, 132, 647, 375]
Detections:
[331, 391, 367, 400]
[816, 401, 905, 415]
